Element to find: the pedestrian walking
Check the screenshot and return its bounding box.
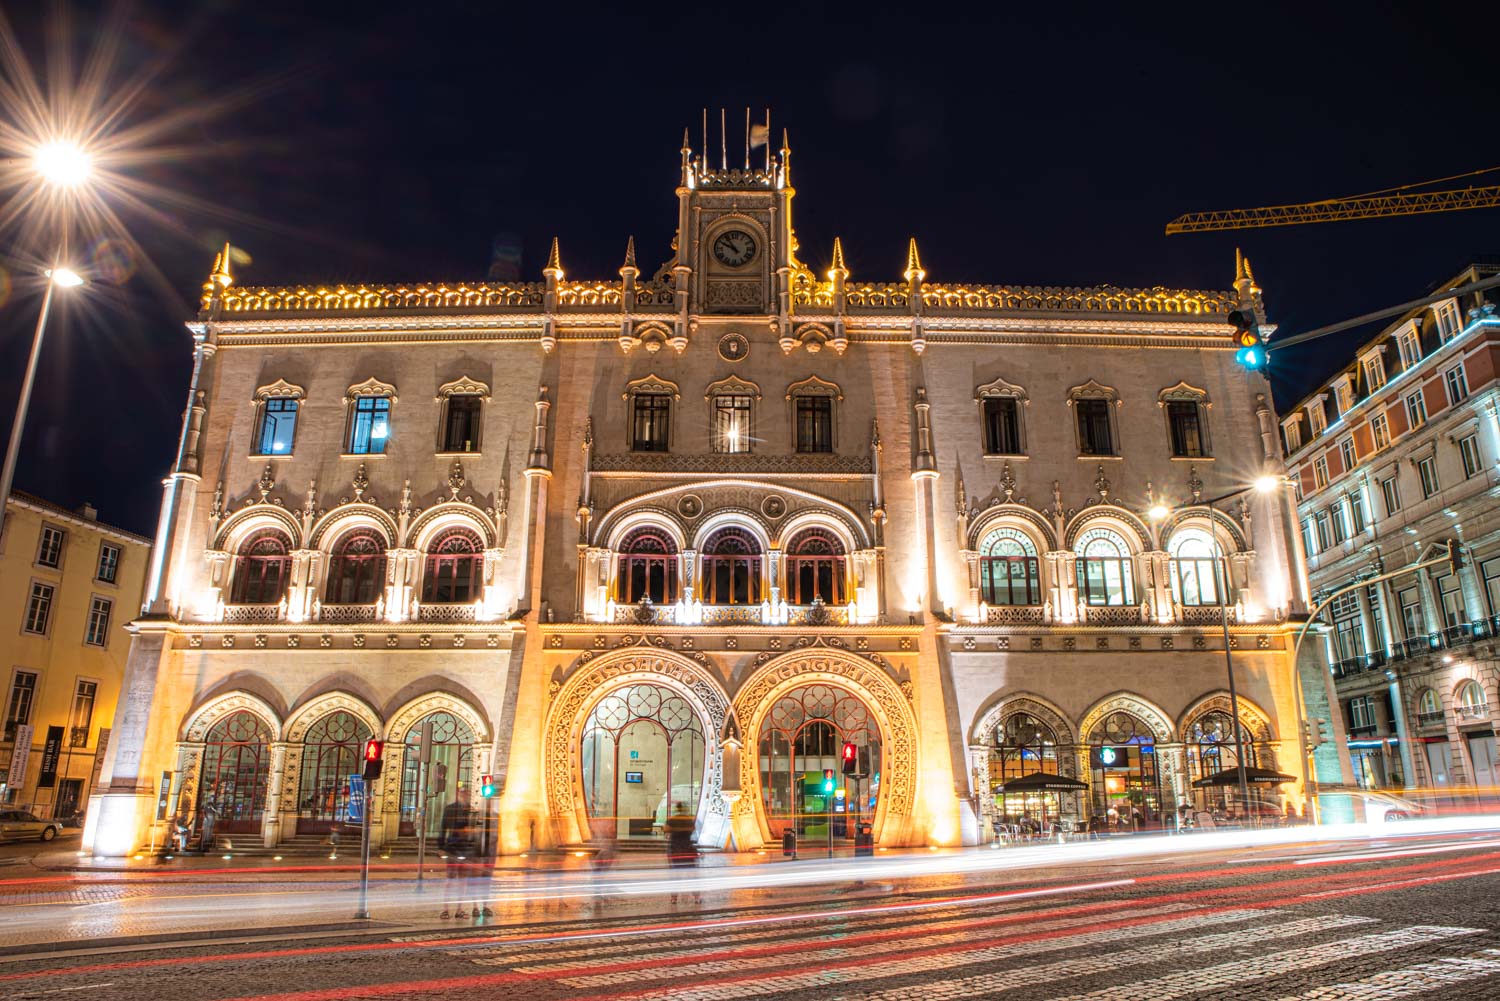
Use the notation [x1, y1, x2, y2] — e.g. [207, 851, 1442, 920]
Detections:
[665, 801, 696, 867]
[439, 787, 491, 920]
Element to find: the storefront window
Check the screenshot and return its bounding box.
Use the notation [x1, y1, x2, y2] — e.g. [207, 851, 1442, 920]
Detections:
[990, 712, 1061, 827]
[1088, 711, 1160, 830]
[581, 684, 704, 840]
[759, 684, 881, 840]
[1185, 710, 1258, 814]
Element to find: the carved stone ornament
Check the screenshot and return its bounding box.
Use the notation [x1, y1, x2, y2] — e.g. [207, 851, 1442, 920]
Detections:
[621, 373, 681, 400]
[436, 375, 492, 401]
[1000, 462, 1017, 502]
[447, 460, 466, 499]
[784, 375, 843, 402]
[256, 466, 276, 502]
[761, 495, 787, 519]
[343, 376, 398, 405]
[718, 332, 749, 362]
[351, 464, 369, 501]
[252, 378, 305, 403]
[677, 494, 703, 519]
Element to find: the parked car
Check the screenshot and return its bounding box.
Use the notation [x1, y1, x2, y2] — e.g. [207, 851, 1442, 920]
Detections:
[0, 809, 61, 842]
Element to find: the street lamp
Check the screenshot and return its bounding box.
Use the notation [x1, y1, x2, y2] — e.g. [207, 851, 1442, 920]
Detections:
[1150, 474, 1282, 823]
[0, 143, 92, 534]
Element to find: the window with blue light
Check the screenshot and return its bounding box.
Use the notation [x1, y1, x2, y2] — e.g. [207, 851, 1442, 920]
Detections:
[348, 396, 391, 454]
[256, 399, 299, 455]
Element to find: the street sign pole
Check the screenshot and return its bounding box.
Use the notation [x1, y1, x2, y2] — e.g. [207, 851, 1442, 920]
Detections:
[415, 720, 433, 889]
[355, 784, 372, 919]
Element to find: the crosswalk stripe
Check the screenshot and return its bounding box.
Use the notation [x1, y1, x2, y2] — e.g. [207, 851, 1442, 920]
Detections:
[522, 906, 1200, 972]
[1049, 926, 1483, 1001]
[558, 908, 1273, 994]
[1270, 948, 1500, 1000]
[841, 915, 1376, 1001]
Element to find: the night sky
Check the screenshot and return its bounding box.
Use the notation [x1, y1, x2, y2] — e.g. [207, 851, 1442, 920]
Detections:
[1, 2, 1496, 537]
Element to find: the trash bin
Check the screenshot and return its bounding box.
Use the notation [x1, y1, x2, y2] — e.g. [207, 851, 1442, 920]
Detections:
[854, 822, 874, 857]
[782, 828, 798, 858]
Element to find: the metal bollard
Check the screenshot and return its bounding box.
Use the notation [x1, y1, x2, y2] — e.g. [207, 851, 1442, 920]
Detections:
[782, 828, 797, 859]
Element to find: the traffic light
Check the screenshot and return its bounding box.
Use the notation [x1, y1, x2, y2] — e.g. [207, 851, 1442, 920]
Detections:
[362, 739, 384, 781]
[479, 773, 496, 798]
[841, 741, 858, 776]
[1304, 719, 1328, 750]
[1228, 308, 1265, 370]
[1449, 539, 1466, 573]
[822, 768, 835, 794]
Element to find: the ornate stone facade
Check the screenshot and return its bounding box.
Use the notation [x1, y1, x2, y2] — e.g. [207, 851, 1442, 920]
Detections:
[87, 121, 1321, 857]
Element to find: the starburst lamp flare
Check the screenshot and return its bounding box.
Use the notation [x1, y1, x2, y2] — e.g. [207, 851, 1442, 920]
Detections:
[33, 140, 92, 188]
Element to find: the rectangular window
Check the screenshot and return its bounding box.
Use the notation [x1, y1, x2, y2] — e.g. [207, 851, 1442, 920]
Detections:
[1460, 434, 1483, 479]
[1334, 615, 1366, 663]
[1398, 587, 1424, 639]
[1313, 511, 1332, 551]
[69, 680, 96, 747]
[1330, 501, 1349, 545]
[1397, 328, 1422, 369]
[982, 398, 1023, 455]
[1445, 364, 1469, 405]
[36, 525, 64, 568]
[1308, 403, 1327, 436]
[4, 671, 37, 743]
[795, 396, 834, 454]
[631, 393, 672, 452]
[1368, 584, 1386, 650]
[1364, 356, 1386, 392]
[1405, 391, 1427, 429]
[95, 543, 120, 584]
[711, 394, 753, 454]
[1165, 400, 1206, 457]
[1301, 518, 1316, 556]
[1434, 573, 1467, 628]
[1313, 457, 1329, 489]
[347, 396, 391, 455]
[1435, 300, 1461, 342]
[1371, 412, 1391, 451]
[1075, 399, 1114, 455]
[1418, 454, 1440, 498]
[1349, 490, 1367, 534]
[1350, 696, 1377, 730]
[84, 596, 112, 647]
[1380, 475, 1402, 516]
[1075, 557, 1134, 606]
[1334, 381, 1353, 416]
[24, 582, 54, 635]
[1339, 437, 1356, 471]
[255, 398, 299, 455]
[1285, 423, 1302, 451]
[1483, 557, 1500, 619]
[441, 395, 482, 453]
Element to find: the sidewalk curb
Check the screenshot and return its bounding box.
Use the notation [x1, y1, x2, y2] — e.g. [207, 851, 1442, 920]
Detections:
[0, 921, 390, 957]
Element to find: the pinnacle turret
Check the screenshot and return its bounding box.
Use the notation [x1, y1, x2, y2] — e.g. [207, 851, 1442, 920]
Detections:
[903, 238, 925, 283]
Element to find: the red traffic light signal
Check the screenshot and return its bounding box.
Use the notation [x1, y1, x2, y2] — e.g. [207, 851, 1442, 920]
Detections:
[841, 741, 858, 775]
[479, 773, 497, 798]
[362, 739, 384, 780]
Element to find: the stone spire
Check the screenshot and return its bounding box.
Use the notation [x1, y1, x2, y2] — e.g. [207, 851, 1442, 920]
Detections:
[620, 236, 638, 278]
[1234, 247, 1261, 306]
[828, 237, 848, 280]
[903, 237, 925, 283]
[543, 237, 564, 280]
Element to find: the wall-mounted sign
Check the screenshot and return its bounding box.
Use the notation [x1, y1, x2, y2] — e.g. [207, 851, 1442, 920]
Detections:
[624, 771, 644, 784]
[1091, 746, 1131, 769]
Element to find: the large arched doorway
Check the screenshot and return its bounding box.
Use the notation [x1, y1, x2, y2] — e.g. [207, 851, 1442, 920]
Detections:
[1087, 710, 1164, 831]
[399, 711, 475, 837]
[198, 710, 272, 835]
[295, 710, 373, 834]
[757, 684, 882, 842]
[990, 712, 1069, 827]
[1185, 709, 1257, 815]
[581, 684, 706, 840]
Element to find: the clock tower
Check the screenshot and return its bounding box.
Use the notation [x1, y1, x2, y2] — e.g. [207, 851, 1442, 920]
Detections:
[673, 112, 802, 321]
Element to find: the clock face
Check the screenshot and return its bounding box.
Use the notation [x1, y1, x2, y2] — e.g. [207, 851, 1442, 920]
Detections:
[712, 229, 757, 267]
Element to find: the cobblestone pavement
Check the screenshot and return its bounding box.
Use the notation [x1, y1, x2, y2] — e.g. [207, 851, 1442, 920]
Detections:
[6, 830, 1500, 999]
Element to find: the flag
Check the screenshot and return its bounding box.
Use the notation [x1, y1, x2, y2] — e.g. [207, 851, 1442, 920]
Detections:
[749, 123, 770, 149]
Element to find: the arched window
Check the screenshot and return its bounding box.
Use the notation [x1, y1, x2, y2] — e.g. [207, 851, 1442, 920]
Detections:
[1459, 680, 1488, 713]
[582, 684, 705, 839]
[758, 684, 881, 840]
[784, 529, 846, 605]
[1186, 709, 1257, 813]
[1075, 528, 1134, 606]
[1169, 528, 1224, 606]
[422, 528, 483, 604]
[616, 528, 679, 604]
[198, 710, 272, 834]
[399, 710, 475, 837]
[230, 530, 292, 605]
[1088, 710, 1162, 826]
[700, 527, 762, 605]
[325, 530, 387, 605]
[979, 528, 1041, 606]
[295, 710, 373, 832]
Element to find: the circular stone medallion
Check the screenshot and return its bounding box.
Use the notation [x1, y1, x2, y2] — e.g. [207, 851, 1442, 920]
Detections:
[761, 495, 787, 519]
[677, 494, 704, 519]
[718, 332, 749, 362]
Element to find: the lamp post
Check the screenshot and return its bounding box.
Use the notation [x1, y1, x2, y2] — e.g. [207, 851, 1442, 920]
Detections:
[1150, 474, 1281, 824]
[0, 141, 91, 534]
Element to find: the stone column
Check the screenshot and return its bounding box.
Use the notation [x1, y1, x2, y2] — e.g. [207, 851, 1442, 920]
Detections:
[1158, 743, 1188, 818]
[1371, 579, 1397, 655]
[1416, 567, 1442, 637]
[1354, 584, 1378, 660]
[967, 743, 992, 839]
[263, 741, 289, 848]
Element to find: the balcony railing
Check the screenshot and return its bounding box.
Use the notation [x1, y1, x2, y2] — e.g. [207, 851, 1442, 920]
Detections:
[220, 603, 284, 624]
[1457, 703, 1491, 722]
[985, 604, 1046, 625]
[1417, 709, 1447, 727]
[608, 597, 855, 626]
[1178, 604, 1237, 626]
[318, 603, 379, 624]
[1394, 635, 1440, 660]
[1082, 605, 1145, 626]
[416, 602, 478, 624]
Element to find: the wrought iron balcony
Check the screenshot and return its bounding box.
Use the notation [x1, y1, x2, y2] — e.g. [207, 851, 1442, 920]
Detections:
[1456, 703, 1491, 722]
[318, 603, 379, 624]
[1417, 709, 1447, 727]
[220, 603, 284, 624]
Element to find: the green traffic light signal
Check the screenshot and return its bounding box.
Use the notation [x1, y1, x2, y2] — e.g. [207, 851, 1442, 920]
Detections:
[479, 773, 496, 798]
[822, 768, 835, 794]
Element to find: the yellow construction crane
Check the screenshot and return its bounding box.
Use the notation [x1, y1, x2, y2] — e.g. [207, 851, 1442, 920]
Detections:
[1166, 166, 1500, 234]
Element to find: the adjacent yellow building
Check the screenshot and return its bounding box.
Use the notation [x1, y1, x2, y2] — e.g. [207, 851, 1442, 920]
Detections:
[1, 492, 150, 823]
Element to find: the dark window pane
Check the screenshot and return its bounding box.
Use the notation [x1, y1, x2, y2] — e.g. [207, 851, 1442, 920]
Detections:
[795, 396, 833, 453]
[982, 398, 1022, 455]
[443, 396, 482, 453]
[1076, 399, 1113, 455]
[632, 394, 672, 452]
[1166, 401, 1204, 457]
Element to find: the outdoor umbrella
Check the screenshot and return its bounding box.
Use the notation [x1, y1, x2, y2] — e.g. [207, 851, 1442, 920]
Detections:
[995, 772, 1089, 794]
[1191, 766, 1297, 789]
